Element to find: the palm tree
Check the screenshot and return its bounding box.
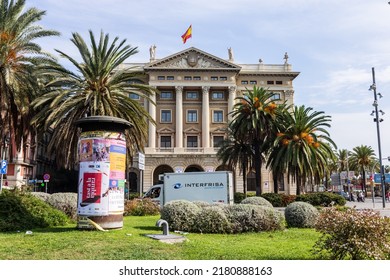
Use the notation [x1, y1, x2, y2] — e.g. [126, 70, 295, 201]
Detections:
[336, 149, 350, 173]
[31, 30, 156, 169]
[229, 86, 278, 196]
[349, 145, 376, 196]
[217, 127, 253, 197]
[267, 105, 336, 195]
[0, 0, 59, 157]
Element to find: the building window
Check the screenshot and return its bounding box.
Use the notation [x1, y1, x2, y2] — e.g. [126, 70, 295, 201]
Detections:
[276, 80, 283, 85]
[212, 92, 224, 100]
[167, 76, 174, 80]
[271, 93, 281, 100]
[267, 80, 274, 85]
[184, 76, 192, 80]
[213, 136, 224, 148]
[160, 91, 173, 99]
[129, 93, 140, 100]
[187, 110, 198, 122]
[220, 76, 227, 81]
[186, 91, 198, 99]
[213, 110, 223, 123]
[193, 76, 201, 80]
[187, 136, 198, 147]
[250, 80, 257, 85]
[241, 80, 248, 85]
[158, 76, 165, 80]
[211, 76, 218, 81]
[161, 110, 172, 123]
[160, 136, 172, 148]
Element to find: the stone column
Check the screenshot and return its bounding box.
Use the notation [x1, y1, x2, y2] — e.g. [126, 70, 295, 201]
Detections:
[228, 86, 237, 121]
[175, 86, 183, 148]
[202, 86, 210, 148]
[148, 92, 156, 148]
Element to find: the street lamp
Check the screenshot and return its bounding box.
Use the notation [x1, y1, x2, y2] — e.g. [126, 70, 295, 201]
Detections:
[0, 135, 10, 193]
[369, 67, 386, 208]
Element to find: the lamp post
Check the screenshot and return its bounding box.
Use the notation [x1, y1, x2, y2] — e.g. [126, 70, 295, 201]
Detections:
[369, 67, 386, 208]
[0, 135, 10, 193]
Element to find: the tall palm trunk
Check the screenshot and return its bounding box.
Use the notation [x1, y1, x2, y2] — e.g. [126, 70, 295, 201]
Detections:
[253, 140, 262, 196]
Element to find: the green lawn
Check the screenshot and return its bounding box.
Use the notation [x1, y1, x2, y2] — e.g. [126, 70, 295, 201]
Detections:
[0, 215, 321, 260]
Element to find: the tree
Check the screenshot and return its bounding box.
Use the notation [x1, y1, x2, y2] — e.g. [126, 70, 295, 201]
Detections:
[32, 30, 156, 169]
[217, 127, 253, 197]
[229, 86, 278, 196]
[349, 145, 376, 196]
[267, 105, 336, 195]
[0, 0, 58, 157]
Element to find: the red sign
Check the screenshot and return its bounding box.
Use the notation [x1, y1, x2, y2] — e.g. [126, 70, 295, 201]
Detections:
[81, 173, 102, 205]
[43, 173, 50, 180]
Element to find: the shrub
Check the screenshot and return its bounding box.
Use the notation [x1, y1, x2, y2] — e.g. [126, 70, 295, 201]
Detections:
[234, 192, 246, 204]
[224, 204, 285, 233]
[313, 208, 390, 260]
[160, 200, 200, 231]
[296, 192, 345, 206]
[284, 201, 319, 228]
[261, 193, 283, 207]
[240, 196, 273, 208]
[47, 193, 78, 220]
[0, 190, 69, 232]
[193, 206, 231, 233]
[124, 198, 160, 216]
[30, 192, 51, 202]
[192, 201, 210, 208]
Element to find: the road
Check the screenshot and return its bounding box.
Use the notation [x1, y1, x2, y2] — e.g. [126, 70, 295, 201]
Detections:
[346, 196, 390, 217]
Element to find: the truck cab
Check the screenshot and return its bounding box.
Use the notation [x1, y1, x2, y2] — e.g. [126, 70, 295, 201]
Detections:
[143, 184, 163, 205]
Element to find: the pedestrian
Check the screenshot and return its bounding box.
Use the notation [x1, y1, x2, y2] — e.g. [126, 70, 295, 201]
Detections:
[386, 191, 390, 202]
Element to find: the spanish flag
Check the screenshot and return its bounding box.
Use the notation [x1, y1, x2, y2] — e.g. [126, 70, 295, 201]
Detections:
[181, 25, 192, 44]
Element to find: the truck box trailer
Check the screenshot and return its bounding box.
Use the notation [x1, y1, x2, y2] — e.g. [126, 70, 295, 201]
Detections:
[143, 171, 234, 205]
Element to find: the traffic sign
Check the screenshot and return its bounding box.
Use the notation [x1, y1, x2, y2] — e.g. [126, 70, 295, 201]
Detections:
[0, 160, 7, 175]
[43, 173, 50, 181]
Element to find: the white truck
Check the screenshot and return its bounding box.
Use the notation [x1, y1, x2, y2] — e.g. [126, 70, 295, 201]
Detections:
[143, 171, 234, 205]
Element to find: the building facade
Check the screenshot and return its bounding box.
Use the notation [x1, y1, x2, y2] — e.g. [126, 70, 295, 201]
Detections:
[121, 47, 300, 195]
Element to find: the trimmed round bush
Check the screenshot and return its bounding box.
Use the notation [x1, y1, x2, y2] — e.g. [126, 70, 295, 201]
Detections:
[160, 200, 200, 231]
[192, 201, 210, 208]
[47, 192, 78, 220]
[240, 196, 273, 208]
[193, 206, 231, 233]
[30, 192, 51, 202]
[284, 201, 319, 228]
[224, 204, 285, 233]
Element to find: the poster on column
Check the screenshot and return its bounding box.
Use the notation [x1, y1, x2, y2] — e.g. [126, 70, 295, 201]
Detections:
[78, 131, 127, 216]
[108, 138, 126, 213]
[78, 161, 110, 216]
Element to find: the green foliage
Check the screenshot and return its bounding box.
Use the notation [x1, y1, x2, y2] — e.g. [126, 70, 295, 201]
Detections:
[193, 206, 231, 233]
[260, 193, 297, 207]
[296, 192, 346, 206]
[313, 208, 390, 260]
[160, 200, 201, 231]
[124, 198, 160, 216]
[240, 196, 273, 208]
[0, 190, 69, 232]
[129, 192, 141, 200]
[234, 192, 246, 203]
[285, 201, 319, 228]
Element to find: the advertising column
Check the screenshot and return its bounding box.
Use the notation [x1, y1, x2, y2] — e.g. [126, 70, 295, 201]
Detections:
[76, 116, 131, 230]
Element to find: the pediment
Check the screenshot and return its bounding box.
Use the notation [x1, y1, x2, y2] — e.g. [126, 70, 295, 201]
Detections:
[145, 47, 241, 71]
[157, 127, 175, 133]
[184, 126, 201, 133]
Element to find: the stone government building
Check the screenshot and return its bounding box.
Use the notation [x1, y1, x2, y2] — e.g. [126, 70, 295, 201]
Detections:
[120, 46, 300, 195]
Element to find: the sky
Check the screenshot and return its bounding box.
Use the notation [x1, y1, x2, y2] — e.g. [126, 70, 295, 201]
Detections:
[28, 0, 390, 163]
